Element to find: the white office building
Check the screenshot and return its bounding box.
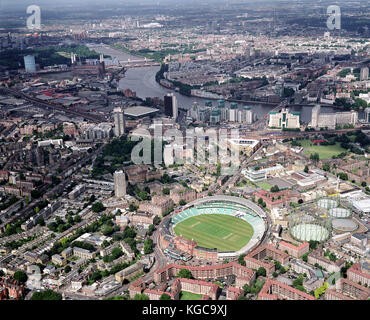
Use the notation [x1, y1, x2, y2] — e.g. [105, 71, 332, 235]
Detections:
[113, 107, 125, 137]
[114, 170, 126, 198]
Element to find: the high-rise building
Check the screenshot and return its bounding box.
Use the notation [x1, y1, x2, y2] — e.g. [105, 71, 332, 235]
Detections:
[242, 106, 255, 124]
[164, 93, 178, 120]
[268, 108, 300, 129]
[365, 108, 370, 123]
[210, 109, 221, 124]
[311, 105, 321, 129]
[274, 79, 284, 97]
[310, 104, 358, 129]
[360, 67, 369, 81]
[24, 55, 36, 73]
[227, 108, 237, 122]
[113, 107, 125, 137]
[114, 170, 126, 198]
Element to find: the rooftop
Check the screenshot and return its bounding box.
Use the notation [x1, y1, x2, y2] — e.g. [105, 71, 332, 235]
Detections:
[124, 106, 159, 117]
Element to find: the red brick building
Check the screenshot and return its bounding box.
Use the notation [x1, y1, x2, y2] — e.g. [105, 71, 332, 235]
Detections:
[347, 263, 370, 287]
[254, 189, 301, 210]
[154, 262, 255, 288]
[325, 277, 370, 300]
[174, 235, 197, 254]
[258, 279, 316, 300]
[63, 122, 80, 138]
[0, 278, 25, 300]
[124, 165, 161, 184]
[244, 244, 289, 275]
[278, 241, 309, 258]
[174, 278, 219, 300]
[130, 212, 159, 227]
[124, 89, 136, 98]
[139, 196, 174, 217]
[326, 278, 370, 300]
[0, 171, 9, 181]
[170, 188, 197, 204]
[226, 286, 244, 300]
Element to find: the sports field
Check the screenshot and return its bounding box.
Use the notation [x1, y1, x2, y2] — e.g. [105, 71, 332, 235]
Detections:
[173, 214, 254, 252]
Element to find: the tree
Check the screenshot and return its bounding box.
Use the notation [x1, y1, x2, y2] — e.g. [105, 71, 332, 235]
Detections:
[144, 238, 154, 255]
[293, 274, 304, 288]
[91, 202, 105, 213]
[102, 224, 114, 236]
[279, 266, 286, 274]
[64, 265, 71, 273]
[309, 240, 319, 250]
[90, 271, 102, 282]
[256, 267, 266, 277]
[302, 253, 309, 263]
[274, 260, 281, 269]
[177, 269, 193, 279]
[242, 284, 251, 294]
[272, 271, 278, 278]
[238, 254, 246, 266]
[67, 216, 74, 225]
[270, 185, 280, 193]
[102, 240, 110, 248]
[36, 218, 45, 226]
[304, 165, 309, 173]
[314, 282, 328, 299]
[133, 293, 149, 300]
[179, 199, 187, 206]
[129, 203, 138, 212]
[13, 271, 28, 284]
[310, 153, 320, 163]
[148, 224, 155, 236]
[337, 172, 348, 181]
[31, 190, 41, 199]
[159, 293, 171, 300]
[123, 226, 136, 239]
[162, 188, 170, 195]
[322, 163, 330, 172]
[31, 289, 62, 300]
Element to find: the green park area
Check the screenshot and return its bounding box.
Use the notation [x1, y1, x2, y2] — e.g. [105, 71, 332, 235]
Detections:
[298, 139, 347, 160]
[327, 272, 341, 286]
[0, 45, 107, 70]
[255, 181, 272, 191]
[180, 291, 203, 300]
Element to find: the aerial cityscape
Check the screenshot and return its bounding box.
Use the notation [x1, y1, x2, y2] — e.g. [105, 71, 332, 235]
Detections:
[0, 0, 369, 304]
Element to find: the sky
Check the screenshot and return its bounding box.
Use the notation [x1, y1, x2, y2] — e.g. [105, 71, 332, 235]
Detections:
[0, 0, 366, 11]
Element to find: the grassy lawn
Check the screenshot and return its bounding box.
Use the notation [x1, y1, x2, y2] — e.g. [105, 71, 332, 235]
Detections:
[299, 140, 346, 159]
[327, 272, 341, 286]
[174, 214, 254, 252]
[255, 181, 272, 191]
[180, 291, 203, 300]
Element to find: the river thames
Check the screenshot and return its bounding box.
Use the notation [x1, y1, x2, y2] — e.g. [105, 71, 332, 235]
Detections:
[90, 44, 341, 124]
